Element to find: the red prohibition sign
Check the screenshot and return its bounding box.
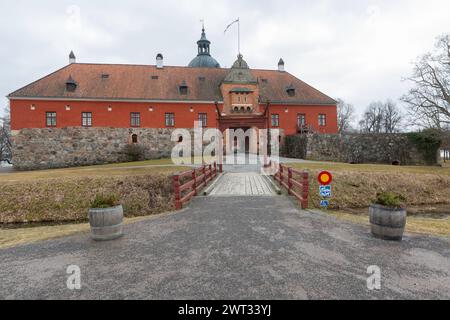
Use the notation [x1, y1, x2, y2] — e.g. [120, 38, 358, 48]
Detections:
[318, 171, 333, 186]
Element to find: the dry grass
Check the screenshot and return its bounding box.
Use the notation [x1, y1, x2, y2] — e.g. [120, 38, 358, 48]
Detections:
[288, 161, 450, 210]
[288, 161, 450, 175]
[0, 164, 188, 224]
[0, 159, 188, 183]
[0, 215, 159, 249]
[326, 210, 450, 237]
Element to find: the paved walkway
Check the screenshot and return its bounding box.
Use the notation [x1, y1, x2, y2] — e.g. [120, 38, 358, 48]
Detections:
[209, 173, 276, 196]
[1, 194, 449, 300]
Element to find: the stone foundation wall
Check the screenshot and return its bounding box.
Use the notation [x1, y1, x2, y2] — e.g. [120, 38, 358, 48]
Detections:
[11, 127, 182, 170]
[304, 133, 433, 165]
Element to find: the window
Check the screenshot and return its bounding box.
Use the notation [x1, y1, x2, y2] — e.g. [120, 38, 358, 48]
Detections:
[271, 114, 280, 127]
[82, 112, 92, 127]
[180, 87, 188, 95]
[46, 112, 57, 127]
[179, 81, 188, 95]
[297, 114, 306, 127]
[319, 114, 327, 126]
[131, 112, 141, 127]
[287, 88, 296, 97]
[132, 134, 138, 144]
[199, 113, 207, 127]
[165, 113, 175, 127]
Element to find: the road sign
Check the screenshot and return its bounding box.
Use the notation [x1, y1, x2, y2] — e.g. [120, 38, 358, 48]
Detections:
[318, 171, 333, 186]
[319, 185, 332, 198]
[320, 200, 329, 208]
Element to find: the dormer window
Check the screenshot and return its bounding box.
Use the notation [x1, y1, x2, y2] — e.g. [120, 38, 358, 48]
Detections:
[101, 74, 110, 79]
[65, 75, 77, 92]
[286, 84, 296, 97]
[179, 81, 188, 95]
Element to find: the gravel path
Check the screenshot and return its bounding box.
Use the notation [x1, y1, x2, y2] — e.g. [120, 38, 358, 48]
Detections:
[0, 195, 449, 300]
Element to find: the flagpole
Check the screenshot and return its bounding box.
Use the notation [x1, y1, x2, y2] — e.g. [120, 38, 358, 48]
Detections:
[238, 18, 241, 55]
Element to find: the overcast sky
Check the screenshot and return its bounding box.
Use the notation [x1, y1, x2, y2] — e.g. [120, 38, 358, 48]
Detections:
[1, 0, 450, 120]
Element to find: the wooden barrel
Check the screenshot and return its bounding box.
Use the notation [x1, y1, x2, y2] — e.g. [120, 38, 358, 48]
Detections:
[89, 205, 124, 241]
[369, 204, 406, 241]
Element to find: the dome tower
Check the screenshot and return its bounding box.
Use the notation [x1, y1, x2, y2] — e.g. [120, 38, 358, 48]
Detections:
[188, 26, 221, 68]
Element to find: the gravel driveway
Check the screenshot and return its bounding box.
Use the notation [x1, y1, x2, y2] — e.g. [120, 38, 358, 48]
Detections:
[1, 193, 449, 300]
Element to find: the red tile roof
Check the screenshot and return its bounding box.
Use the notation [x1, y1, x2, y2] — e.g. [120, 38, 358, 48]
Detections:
[8, 63, 336, 105]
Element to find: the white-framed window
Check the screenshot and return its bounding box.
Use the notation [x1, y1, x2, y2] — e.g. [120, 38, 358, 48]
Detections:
[319, 114, 327, 127]
[271, 114, 280, 127]
[46, 112, 57, 127]
[165, 113, 175, 127]
[82, 112, 92, 127]
[297, 114, 306, 127]
[131, 112, 141, 127]
[198, 113, 207, 127]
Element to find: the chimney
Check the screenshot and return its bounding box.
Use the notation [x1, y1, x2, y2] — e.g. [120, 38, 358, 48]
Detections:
[278, 58, 285, 72]
[156, 53, 164, 69]
[69, 51, 76, 64]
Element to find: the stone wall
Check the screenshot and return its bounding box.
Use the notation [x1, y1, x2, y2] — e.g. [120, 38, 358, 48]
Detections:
[304, 133, 434, 165]
[11, 127, 181, 170]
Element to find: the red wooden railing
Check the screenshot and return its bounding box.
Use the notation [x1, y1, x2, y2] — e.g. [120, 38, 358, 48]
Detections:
[273, 163, 309, 209]
[173, 162, 222, 210]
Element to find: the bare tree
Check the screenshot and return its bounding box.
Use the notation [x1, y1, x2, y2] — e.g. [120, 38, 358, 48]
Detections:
[359, 100, 403, 133]
[383, 99, 402, 133]
[402, 34, 450, 129]
[359, 101, 384, 133]
[337, 98, 355, 133]
[0, 104, 12, 163]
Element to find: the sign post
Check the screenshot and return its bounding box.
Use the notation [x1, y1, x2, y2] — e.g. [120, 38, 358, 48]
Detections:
[318, 171, 333, 210]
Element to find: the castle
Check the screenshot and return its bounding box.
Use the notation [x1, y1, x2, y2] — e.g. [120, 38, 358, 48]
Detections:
[8, 27, 337, 170]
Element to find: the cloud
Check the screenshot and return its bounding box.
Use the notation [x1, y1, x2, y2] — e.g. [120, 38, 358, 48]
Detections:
[1, 0, 450, 120]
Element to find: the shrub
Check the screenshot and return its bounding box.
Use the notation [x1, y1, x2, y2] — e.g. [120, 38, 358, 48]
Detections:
[91, 193, 120, 209]
[282, 135, 308, 159]
[407, 129, 442, 165]
[123, 144, 147, 162]
[374, 192, 406, 209]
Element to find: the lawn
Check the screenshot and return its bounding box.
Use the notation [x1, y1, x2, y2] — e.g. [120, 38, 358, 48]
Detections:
[287, 160, 450, 175]
[286, 161, 450, 209]
[0, 158, 186, 182]
[286, 161, 450, 237]
[0, 215, 166, 249]
[325, 210, 450, 237]
[0, 159, 190, 224]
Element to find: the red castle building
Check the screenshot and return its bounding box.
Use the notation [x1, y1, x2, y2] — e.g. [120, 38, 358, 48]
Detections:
[8, 27, 338, 170]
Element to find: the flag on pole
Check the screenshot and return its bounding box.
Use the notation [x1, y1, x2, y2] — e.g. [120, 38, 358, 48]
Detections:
[224, 18, 239, 34]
